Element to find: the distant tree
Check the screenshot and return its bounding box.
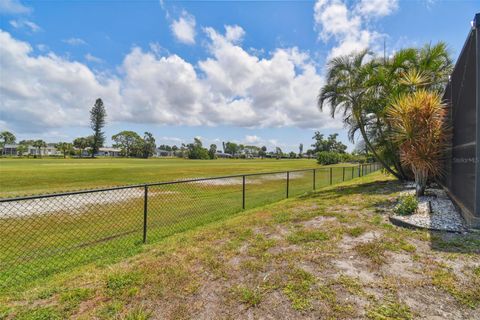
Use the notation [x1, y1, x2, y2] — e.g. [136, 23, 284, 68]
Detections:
[317, 151, 342, 165]
[258, 146, 267, 158]
[112, 131, 142, 157]
[208, 144, 217, 159]
[16, 143, 28, 156]
[298, 143, 303, 158]
[312, 132, 347, 154]
[0, 131, 16, 152]
[171, 145, 179, 156]
[275, 147, 283, 159]
[33, 140, 47, 157]
[289, 151, 297, 158]
[90, 98, 107, 157]
[158, 144, 172, 151]
[56, 142, 74, 158]
[140, 132, 156, 158]
[73, 137, 92, 157]
[187, 138, 209, 159]
[18, 140, 34, 157]
[224, 142, 239, 157]
[305, 149, 315, 158]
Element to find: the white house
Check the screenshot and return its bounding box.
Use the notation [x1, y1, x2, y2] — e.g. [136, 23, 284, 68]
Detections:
[155, 148, 175, 157]
[2, 143, 61, 156]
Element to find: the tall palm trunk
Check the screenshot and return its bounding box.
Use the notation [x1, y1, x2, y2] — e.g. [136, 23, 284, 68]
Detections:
[355, 112, 403, 180]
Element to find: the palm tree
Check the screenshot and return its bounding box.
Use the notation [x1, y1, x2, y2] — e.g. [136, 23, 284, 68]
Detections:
[318, 50, 402, 179]
[319, 44, 452, 181]
[33, 140, 47, 157]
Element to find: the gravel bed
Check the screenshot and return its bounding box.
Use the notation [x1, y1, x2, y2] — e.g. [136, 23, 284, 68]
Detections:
[391, 184, 467, 233]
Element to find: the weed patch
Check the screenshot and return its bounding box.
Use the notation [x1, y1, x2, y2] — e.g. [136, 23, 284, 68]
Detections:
[366, 300, 413, 320]
[287, 229, 329, 245]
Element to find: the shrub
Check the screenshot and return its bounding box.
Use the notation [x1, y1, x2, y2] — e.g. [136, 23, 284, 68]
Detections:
[317, 151, 342, 165]
[387, 90, 449, 196]
[394, 195, 418, 216]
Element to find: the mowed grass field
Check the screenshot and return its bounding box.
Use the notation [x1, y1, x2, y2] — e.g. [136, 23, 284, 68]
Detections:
[0, 157, 375, 293]
[0, 157, 328, 197]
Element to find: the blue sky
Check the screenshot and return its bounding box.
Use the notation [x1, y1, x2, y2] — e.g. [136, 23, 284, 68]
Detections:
[0, 0, 478, 152]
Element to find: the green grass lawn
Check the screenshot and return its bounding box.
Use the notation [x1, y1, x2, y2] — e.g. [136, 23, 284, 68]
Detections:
[0, 160, 378, 294]
[1, 172, 478, 319]
[0, 157, 337, 197]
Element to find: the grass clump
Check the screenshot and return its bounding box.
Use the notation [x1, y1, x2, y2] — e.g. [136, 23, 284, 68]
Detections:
[366, 300, 413, 319]
[15, 307, 63, 320]
[234, 285, 262, 307]
[431, 267, 480, 308]
[105, 271, 141, 297]
[346, 226, 366, 237]
[95, 300, 123, 319]
[394, 195, 418, 216]
[283, 268, 316, 310]
[123, 307, 152, 320]
[355, 240, 386, 266]
[59, 287, 93, 313]
[287, 229, 329, 245]
[474, 266, 480, 278]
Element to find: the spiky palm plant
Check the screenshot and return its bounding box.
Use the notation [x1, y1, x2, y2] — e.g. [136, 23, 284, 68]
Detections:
[387, 90, 449, 196]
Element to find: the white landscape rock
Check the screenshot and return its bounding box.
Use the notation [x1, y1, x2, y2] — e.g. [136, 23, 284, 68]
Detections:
[391, 184, 467, 233]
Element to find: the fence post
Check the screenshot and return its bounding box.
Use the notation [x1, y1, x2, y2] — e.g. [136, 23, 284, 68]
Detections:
[342, 167, 345, 181]
[143, 185, 148, 244]
[313, 169, 316, 191]
[329, 167, 333, 185]
[351, 166, 354, 179]
[242, 175, 246, 210]
[286, 171, 290, 198]
[358, 165, 361, 177]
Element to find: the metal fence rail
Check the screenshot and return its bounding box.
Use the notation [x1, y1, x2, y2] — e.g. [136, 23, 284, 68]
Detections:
[0, 163, 381, 290]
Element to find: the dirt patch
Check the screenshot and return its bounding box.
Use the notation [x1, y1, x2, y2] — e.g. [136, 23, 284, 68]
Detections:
[302, 216, 337, 228]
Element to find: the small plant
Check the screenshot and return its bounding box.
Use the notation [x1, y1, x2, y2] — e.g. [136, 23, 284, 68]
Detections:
[235, 285, 262, 307]
[394, 195, 418, 216]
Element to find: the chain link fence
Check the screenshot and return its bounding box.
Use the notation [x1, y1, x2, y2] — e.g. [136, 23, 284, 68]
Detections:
[0, 163, 381, 291]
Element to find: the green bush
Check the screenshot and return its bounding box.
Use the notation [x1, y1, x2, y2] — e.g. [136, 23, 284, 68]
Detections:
[316, 151, 342, 165]
[394, 195, 418, 216]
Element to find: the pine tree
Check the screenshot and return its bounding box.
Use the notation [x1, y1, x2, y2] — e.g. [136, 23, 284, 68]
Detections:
[90, 98, 106, 157]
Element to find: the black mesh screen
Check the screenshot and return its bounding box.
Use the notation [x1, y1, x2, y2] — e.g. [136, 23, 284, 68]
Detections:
[441, 27, 477, 219]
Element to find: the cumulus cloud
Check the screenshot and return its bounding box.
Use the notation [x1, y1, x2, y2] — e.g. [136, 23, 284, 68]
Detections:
[9, 19, 40, 32]
[0, 25, 341, 134]
[63, 37, 87, 46]
[170, 10, 196, 44]
[314, 0, 397, 58]
[0, 0, 31, 14]
[0, 30, 122, 132]
[356, 0, 398, 17]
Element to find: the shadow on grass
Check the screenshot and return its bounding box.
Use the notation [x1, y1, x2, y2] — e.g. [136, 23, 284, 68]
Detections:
[429, 231, 480, 254]
[301, 178, 480, 255]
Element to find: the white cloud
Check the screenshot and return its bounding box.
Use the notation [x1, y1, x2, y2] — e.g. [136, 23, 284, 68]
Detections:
[0, 0, 31, 14]
[9, 19, 40, 32]
[245, 135, 260, 144]
[170, 10, 196, 45]
[355, 0, 398, 17]
[63, 38, 87, 46]
[314, 0, 397, 58]
[85, 53, 103, 63]
[0, 30, 122, 132]
[0, 26, 341, 134]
